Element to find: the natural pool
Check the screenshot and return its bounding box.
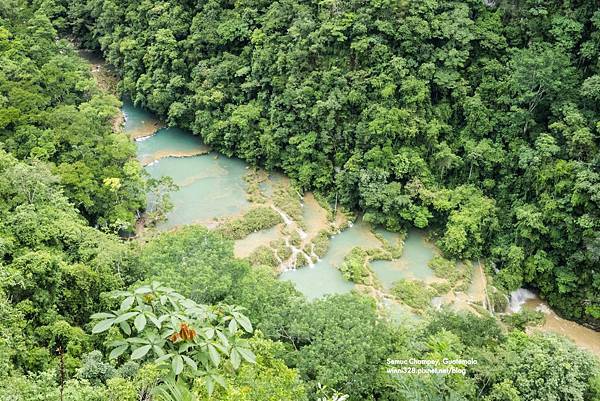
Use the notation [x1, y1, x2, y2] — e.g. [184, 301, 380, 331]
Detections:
[136, 126, 209, 166]
[124, 101, 442, 298]
[146, 155, 250, 230]
[123, 102, 600, 357]
[122, 100, 162, 139]
[370, 229, 437, 289]
[279, 218, 382, 299]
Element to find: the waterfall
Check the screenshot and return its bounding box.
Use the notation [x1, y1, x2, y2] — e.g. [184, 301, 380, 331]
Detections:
[508, 288, 537, 312]
[271, 205, 293, 226]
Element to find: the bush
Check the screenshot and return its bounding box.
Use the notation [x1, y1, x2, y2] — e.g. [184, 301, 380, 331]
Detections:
[76, 351, 115, 385]
[217, 207, 282, 240]
[501, 310, 545, 331]
[488, 287, 509, 313]
[247, 245, 280, 268]
[312, 230, 331, 257]
[338, 247, 370, 284]
[392, 279, 437, 310]
[273, 183, 303, 222]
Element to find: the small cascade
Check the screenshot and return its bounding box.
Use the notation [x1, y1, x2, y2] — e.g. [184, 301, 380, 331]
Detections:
[431, 296, 444, 310]
[299, 250, 314, 267]
[508, 288, 537, 312]
[271, 205, 293, 226]
[287, 245, 301, 270]
[273, 251, 284, 265]
[134, 133, 155, 142]
[309, 244, 321, 265]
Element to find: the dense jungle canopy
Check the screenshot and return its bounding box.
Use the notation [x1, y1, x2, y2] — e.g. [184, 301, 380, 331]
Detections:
[42, 0, 600, 324]
[0, 1, 599, 400]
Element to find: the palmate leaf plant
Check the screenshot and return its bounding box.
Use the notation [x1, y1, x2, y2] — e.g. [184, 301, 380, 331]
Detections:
[90, 282, 255, 394]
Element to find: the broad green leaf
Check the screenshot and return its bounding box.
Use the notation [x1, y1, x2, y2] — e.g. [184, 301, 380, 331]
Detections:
[182, 355, 197, 371]
[114, 311, 138, 324]
[127, 337, 148, 344]
[109, 344, 128, 360]
[213, 373, 226, 388]
[92, 318, 115, 334]
[153, 345, 165, 357]
[148, 314, 161, 329]
[216, 330, 230, 349]
[131, 344, 152, 360]
[230, 349, 241, 369]
[213, 342, 228, 354]
[236, 315, 253, 333]
[155, 353, 173, 363]
[237, 347, 256, 364]
[178, 342, 192, 354]
[172, 354, 184, 375]
[228, 319, 237, 335]
[120, 296, 135, 311]
[207, 344, 221, 367]
[134, 313, 146, 332]
[90, 312, 115, 320]
[205, 376, 215, 396]
[120, 321, 132, 335]
[134, 286, 152, 295]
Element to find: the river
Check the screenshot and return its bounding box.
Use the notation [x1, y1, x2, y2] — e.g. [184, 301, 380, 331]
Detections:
[121, 102, 452, 311]
[117, 84, 598, 356]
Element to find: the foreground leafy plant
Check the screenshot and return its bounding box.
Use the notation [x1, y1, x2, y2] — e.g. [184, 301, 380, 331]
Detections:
[90, 282, 255, 393]
[152, 377, 197, 401]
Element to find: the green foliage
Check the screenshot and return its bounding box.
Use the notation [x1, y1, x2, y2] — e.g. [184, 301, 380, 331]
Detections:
[153, 377, 198, 401]
[226, 266, 303, 340]
[0, 9, 145, 229]
[285, 295, 396, 401]
[2, 3, 600, 401]
[487, 286, 509, 313]
[392, 280, 437, 310]
[246, 245, 279, 268]
[0, 150, 138, 371]
[207, 336, 308, 401]
[428, 256, 471, 287]
[76, 351, 116, 385]
[481, 332, 600, 401]
[311, 230, 331, 257]
[272, 184, 303, 222]
[136, 226, 248, 304]
[501, 310, 545, 331]
[425, 311, 505, 349]
[337, 247, 370, 284]
[90, 282, 255, 390]
[60, 0, 600, 324]
[0, 290, 26, 378]
[146, 176, 178, 226]
[216, 207, 281, 240]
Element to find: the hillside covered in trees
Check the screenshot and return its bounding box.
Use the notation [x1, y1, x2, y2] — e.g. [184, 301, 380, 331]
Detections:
[41, 0, 600, 324]
[1, 1, 600, 401]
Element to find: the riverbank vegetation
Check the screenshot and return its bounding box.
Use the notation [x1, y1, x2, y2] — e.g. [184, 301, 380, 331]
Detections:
[216, 206, 282, 240]
[2, 1, 600, 401]
[0, 5, 145, 231]
[392, 279, 438, 311]
[55, 0, 600, 326]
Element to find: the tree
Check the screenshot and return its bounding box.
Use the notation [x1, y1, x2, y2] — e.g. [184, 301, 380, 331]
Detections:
[91, 282, 256, 395]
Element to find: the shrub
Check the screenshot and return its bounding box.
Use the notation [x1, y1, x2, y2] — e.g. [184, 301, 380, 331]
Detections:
[217, 207, 281, 239]
[392, 279, 437, 310]
[338, 247, 370, 284]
